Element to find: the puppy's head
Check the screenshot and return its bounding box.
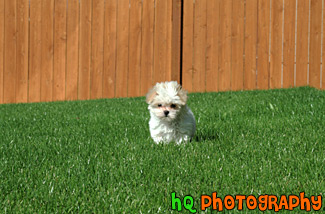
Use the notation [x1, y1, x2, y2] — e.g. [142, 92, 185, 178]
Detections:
[146, 81, 187, 121]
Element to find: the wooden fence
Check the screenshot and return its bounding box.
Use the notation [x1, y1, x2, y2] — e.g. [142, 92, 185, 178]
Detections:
[0, 0, 324, 104]
[183, 0, 324, 92]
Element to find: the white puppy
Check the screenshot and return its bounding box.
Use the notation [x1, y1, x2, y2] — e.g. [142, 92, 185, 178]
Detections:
[146, 81, 196, 144]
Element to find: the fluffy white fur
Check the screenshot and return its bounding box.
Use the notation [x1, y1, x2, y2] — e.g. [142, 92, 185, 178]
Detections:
[146, 81, 196, 144]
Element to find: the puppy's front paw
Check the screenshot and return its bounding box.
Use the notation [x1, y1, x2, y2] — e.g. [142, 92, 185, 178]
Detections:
[175, 135, 191, 145]
[153, 137, 163, 144]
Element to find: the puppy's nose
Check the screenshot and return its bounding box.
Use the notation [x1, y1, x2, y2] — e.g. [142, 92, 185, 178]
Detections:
[164, 110, 169, 117]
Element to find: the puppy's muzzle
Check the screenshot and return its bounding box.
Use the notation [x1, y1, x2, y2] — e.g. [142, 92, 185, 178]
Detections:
[164, 110, 169, 117]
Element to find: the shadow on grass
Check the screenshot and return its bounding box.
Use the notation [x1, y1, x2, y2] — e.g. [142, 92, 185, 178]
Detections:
[194, 130, 220, 142]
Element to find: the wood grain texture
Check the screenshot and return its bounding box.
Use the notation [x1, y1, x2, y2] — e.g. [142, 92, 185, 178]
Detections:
[103, 0, 117, 98]
[283, 0, 296, 88]
[182, 0, 194, 92]
[4, 0, 17, 103]
[295, 0, 309, 87]
[283, 0, 295, 88]
[218, 0, 232, 92]
[269, 0, 283, 89]
[115, 0, 129, 97]
[166, 0, 172, 81]
[309, 0, 322, 89]
[29, 0, 42, 103]
[244, 0, 258, 90]
[0, 0, 3, 103]
[154, 0, 168, 83]
[170, 0, 182, 83]
[206, 0, 219, 92]
[41, 0, 54, 102]
[91, 0, 104, 99]
[323, 0, 325, 89]
[231, 0, 245, 91]
[53, 0, 67, 101]
[193, 0, 207, 92]
[257, 0, 270, 90]
[66, 0, 79, 100]
[128, 0, 142, 97]
[16, 0, 29, 103]
[78, 0, 92, 100]
[140, 0, 154, 95]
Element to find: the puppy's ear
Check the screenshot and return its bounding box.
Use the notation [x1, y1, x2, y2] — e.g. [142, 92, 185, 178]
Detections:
[146, 87, 158, 104]
[177, 85, 188, 105]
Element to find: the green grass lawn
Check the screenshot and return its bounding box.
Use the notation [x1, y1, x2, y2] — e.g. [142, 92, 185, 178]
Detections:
[0, 87, 324, 213]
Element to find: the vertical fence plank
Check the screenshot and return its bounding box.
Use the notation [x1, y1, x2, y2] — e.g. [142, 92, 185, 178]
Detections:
[269, 0, 283, 89]
[29, 0, 42, 103]
[116, 0, 129, 97]
[170, 0, 182, 83]
[231, 0, 245, 91]
[4, 0, 17, 103]
[79, 0, 92, 100]
[41, 0, 54, 102]
[219, 0, 232, 91]
[0, 0, 4, 104]
[182, 0, 194, 92]
[53, 0, 67, 101]
[283, 0, 296, 87]
[257, 0, 270, 89]
[296, 0, 309, 86]
[103, 0, 117, 98]
[193, 0, 207, 92]
[16, 0, 29, 103]
[140, 0, 154, 95]
[166, 0, 172, 81]
[323, 0, 325, 89]
[91, 0, 104, 99]
[128, 0, 142, 97]
[309, 0, 322, 89]
[206, 0, 219, 92]
[244, 0, 258, 90]
[154, 0, 168, 83]
[283, 0, 295, 88]
[66, 0, 79, 100]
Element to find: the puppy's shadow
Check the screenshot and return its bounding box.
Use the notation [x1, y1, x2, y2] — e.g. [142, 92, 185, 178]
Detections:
[194, 130, 220, 142]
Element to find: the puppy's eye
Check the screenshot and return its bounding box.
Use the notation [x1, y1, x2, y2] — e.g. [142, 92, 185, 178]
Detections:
[171, 104, 176, 108]
[158, 104, 162, 107]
